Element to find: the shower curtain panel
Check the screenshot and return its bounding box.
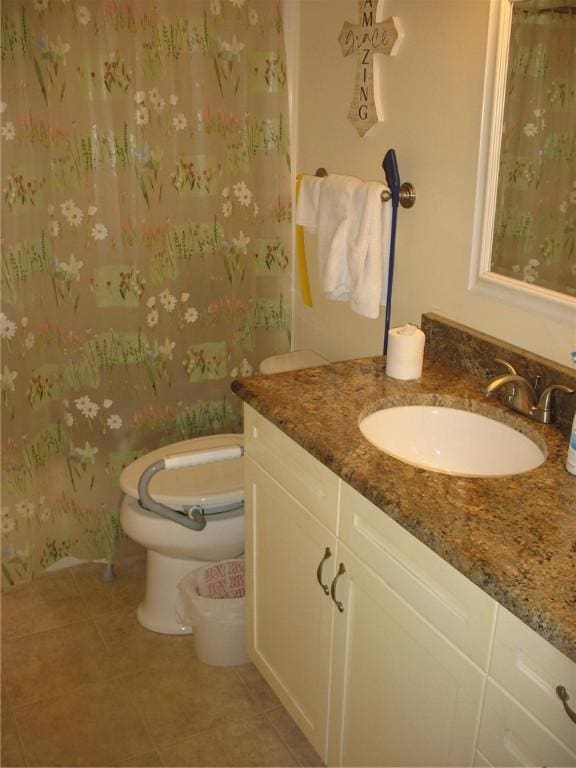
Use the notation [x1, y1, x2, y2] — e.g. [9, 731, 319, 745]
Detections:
[0, 0, 291, 585]
[491, 0, 576, 296]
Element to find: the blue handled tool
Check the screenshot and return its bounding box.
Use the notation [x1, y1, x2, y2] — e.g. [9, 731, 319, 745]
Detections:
[382, 149, 401, 355]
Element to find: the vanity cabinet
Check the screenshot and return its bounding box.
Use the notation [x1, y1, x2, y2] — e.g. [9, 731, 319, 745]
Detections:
[243, 405, 576, 767]
[245, 406, 489, 765]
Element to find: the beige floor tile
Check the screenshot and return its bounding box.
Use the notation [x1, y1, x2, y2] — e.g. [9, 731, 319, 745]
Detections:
[2, 619, 120, 707]
[266, 707, 325, 767]
[1, 568, 86, 640]
[108, 750, 163, 766]
[122, 654, 274, 747]
[2, 560, 318, 766]
[234, 662, 283, 712]
[13, 677, 154, 767]
[94, 605, 197, 677]
[1, 709, 26, 767]
[2, 671, 11, 712]
[159, 714, 298, 767]
[72, 555, 146, 618]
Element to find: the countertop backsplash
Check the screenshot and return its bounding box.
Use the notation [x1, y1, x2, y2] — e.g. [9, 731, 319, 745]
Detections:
[421, 313, 576, 436]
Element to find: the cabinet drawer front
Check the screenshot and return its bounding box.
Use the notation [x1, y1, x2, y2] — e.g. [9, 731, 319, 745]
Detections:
[339, 481, 496, 669]
[478, 680, 576, 767]
[244, 405, 339, 532]
[489, 606, 576, 752]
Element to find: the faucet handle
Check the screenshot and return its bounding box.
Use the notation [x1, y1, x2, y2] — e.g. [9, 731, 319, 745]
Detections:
[534, 384, 576, 423]
[494, 358, 518, 376]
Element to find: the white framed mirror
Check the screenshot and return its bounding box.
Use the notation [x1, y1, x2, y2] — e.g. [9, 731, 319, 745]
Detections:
[469, 0, 576, 324]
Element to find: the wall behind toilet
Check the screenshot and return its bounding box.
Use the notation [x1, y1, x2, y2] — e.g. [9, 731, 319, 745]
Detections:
[290, 0, 574, 367]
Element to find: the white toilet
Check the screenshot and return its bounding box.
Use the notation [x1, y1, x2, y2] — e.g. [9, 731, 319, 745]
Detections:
[119, 350, 328, 634]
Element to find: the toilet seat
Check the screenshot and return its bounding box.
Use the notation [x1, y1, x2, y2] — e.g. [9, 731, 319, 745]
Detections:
[120, 434, 244, 514]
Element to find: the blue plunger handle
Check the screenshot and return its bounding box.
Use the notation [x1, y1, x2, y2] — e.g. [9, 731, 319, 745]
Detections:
[382, 149, 400, 355]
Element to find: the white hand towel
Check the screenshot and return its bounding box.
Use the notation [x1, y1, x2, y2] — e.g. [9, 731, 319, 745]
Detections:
[296, 172, 392, 319]
[295, 175, 323, 233]
[317, 174, 364, 301]
[347, 181, 391, 319]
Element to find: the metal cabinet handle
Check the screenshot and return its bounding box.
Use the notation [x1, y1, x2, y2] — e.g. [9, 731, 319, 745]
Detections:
[556, 685, 576, 725]
[330, 563, 346, 613]
[316, 547, 332, 595]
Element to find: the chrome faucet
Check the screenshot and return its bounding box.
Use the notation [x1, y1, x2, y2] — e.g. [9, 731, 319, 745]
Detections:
[485, 359, 575, 424]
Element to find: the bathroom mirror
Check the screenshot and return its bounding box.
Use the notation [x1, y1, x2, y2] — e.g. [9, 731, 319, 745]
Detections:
[469, 0, 576, 323]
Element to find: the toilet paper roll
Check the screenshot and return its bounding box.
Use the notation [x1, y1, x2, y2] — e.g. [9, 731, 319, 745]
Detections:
[385, 324, 426, 380]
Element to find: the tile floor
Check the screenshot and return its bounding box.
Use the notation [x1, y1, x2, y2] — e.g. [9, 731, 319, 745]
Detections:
[1, 555, 324, 767]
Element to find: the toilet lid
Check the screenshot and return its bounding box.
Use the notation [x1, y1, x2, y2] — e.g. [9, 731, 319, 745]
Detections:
[120, 434, 244, 512]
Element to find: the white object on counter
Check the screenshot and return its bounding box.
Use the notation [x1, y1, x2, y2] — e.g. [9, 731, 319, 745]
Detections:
[567, 412, 576, 476]
[259, 350, 329, 374]
[385, 324, 426, 380]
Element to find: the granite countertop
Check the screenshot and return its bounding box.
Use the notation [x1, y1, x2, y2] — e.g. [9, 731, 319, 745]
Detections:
[232, 356, 576, 663]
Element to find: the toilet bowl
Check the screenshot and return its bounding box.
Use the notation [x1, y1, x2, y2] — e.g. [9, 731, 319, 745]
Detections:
[119, 350, 329, 635]
[120, 433, 244, 634]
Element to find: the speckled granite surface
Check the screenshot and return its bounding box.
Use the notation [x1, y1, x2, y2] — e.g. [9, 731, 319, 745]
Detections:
[232, 351, 576, 663]
[422, 313, 576, 435]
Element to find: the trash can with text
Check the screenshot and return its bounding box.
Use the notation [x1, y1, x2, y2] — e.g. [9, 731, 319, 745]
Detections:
[178, 558, 249, 666]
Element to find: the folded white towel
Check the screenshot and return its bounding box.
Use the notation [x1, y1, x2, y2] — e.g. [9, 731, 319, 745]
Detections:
[316, 174, 364, 301]
[295, 172, 391, 318]
[347, 181, 392, 319]
[295, 175, 323, 233]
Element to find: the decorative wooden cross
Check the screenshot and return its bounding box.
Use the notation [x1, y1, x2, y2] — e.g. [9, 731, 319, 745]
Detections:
[339, 0, 402, 137]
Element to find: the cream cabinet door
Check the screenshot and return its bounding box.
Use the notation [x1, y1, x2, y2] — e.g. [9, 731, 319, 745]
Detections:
[327, 543, 485, 767]
[244, 457, 336, 759]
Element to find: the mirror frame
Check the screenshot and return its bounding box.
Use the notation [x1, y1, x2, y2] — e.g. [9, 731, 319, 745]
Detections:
[469, 0, 576, 324]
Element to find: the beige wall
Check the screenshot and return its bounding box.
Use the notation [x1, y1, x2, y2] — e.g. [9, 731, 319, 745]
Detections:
[292, 0, 574, 366]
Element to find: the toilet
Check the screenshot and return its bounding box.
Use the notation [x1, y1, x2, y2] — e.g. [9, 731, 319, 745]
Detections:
[119, 350, 328, 634]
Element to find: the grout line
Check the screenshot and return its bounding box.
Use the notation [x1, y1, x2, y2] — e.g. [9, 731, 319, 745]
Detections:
[264, 710, 305, 767]
[231, 668, 306, 766]
[2, 617, 92, 644]
[120, 690, 167, 768]
[2, 681, 30, 768]
[9, 709, 32, 768]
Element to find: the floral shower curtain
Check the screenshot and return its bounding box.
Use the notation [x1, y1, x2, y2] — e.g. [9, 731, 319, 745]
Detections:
[491, 0, 576, 296]
[0, 0, 291, 585]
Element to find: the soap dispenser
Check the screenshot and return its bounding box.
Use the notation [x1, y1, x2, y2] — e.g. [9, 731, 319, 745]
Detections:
[567, 352, 576, 476]
[567, 411, 576, 476]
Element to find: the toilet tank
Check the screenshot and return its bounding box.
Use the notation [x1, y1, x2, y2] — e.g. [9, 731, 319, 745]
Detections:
[259, 350, 329, 375]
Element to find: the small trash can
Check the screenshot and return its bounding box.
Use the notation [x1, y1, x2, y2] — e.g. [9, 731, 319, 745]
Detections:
[177, 558, 249, 667]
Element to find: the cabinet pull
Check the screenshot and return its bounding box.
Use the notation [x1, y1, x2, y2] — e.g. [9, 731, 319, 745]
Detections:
[330, 563, 346, 613]
[316, 547, 332, 595]
[556, 685, 576, 725]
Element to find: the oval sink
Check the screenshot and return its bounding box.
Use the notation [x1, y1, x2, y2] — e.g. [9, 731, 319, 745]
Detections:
[359, 405, 545, 477]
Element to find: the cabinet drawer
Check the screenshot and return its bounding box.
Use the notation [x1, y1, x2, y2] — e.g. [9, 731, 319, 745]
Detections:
[244, 405, 339, 533]
[489, 606, 576, 753]
[339, 481, 496, 669]
[478, 680, 576, 767]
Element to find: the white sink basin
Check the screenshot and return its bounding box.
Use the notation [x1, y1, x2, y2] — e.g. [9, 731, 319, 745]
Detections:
[359, 405, 545, 477]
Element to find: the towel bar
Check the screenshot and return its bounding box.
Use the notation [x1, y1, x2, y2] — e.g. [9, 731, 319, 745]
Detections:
[314, 167, 416, 208]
